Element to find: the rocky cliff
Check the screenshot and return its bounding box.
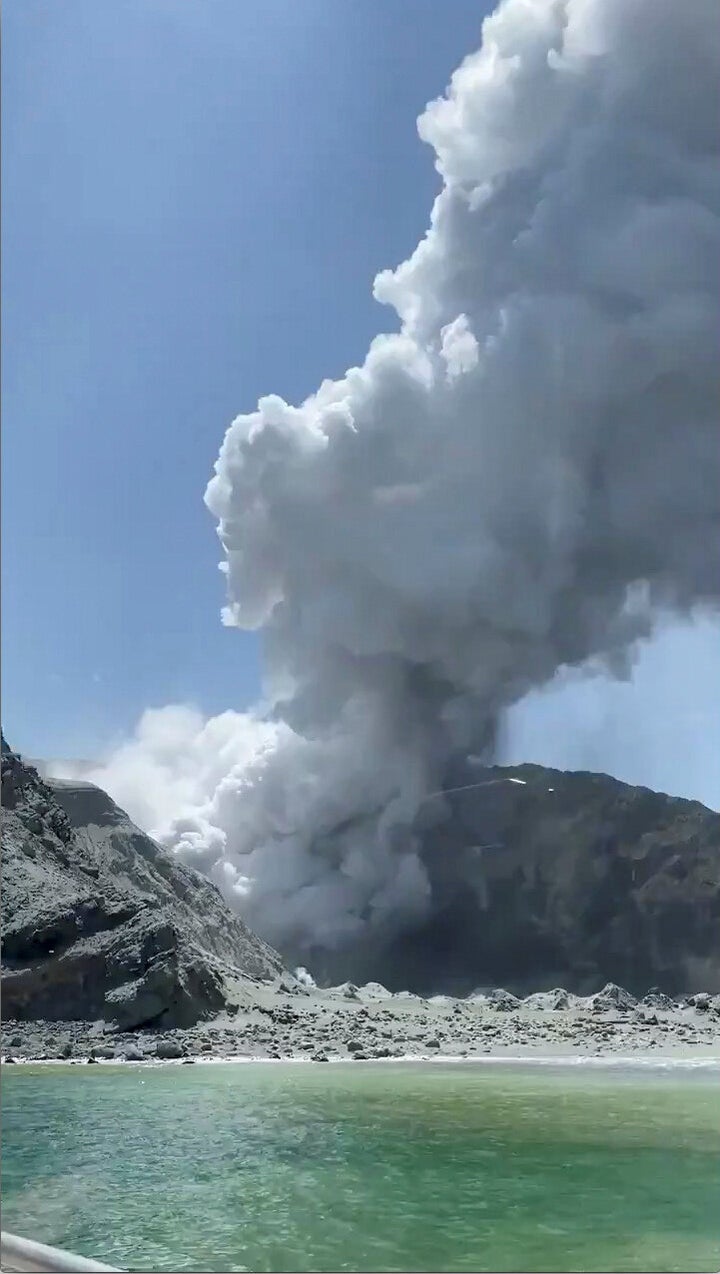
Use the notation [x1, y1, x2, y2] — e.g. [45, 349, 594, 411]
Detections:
[1, 739, 283, 1028]
[321, 762, 720, 995]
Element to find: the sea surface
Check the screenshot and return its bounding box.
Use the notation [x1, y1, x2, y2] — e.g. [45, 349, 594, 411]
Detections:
[2, 1060, 719, 1273]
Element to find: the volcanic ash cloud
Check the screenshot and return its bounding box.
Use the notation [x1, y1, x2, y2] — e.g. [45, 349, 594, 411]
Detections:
[71, 0, 720, 975]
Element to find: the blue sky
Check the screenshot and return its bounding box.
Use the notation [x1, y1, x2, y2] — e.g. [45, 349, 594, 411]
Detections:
[2, 0, 490, 758]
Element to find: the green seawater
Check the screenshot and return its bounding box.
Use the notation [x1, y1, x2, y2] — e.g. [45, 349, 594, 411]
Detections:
[2, 1061, 718, 1273]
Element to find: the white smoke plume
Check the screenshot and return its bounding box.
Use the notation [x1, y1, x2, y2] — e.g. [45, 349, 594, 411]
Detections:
[56, 0, 720, 978]
[294, 966, 318, 990]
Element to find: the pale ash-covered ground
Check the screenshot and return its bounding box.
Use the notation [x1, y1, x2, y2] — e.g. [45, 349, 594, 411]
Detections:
[3, 980, 719, 1063]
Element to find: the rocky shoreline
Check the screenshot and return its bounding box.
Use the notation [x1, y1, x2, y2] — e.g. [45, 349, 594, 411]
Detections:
[3, 980, 719, 1065]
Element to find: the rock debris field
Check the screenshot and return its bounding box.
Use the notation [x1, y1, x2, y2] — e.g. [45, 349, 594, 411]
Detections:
[3, 981, 719, 1065]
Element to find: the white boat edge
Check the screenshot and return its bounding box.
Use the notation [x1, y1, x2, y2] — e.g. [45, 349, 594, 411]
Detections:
[0, 1232, 121, 1272]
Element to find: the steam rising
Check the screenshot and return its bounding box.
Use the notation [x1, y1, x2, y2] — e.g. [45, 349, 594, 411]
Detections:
[58, 0, 720, 975]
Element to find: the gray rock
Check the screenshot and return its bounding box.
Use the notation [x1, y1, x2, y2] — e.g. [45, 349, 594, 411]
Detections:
[346, 1039, 364, 1052]
[425, 1038, 442, 1049]
[123, 1046, 145, 1062]
[641, 989, 675, 1011]
[334, 983, 360, 1000]
[1, 743, 285, 1029]
[154, 1039, 184, 1060]
[312, 1051, 329, 1062]
[486, 989, 520, 1012]
[90, 1045, 116, 1060]
[523, 988, 570, 1011]
[688, 992, 711, 1010]
[592, 983, 637, 1013]
[278, 976, 309, 996]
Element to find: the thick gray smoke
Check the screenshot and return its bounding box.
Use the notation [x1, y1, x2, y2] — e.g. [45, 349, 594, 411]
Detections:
[58, 0, 720, 979]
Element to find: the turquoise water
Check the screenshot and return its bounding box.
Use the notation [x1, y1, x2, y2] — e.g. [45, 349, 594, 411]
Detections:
[2, 1061, 718, 1273]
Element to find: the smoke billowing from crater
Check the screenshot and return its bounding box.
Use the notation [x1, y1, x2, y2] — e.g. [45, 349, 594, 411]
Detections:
[56, 0, 720, 980]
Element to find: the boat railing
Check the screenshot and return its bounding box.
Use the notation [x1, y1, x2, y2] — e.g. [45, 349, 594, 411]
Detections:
[0, 1232, 121, 1273]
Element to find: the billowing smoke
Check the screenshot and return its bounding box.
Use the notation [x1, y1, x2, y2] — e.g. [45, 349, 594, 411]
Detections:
[294, 966, 317, 990]
[56, 0, 720, 981]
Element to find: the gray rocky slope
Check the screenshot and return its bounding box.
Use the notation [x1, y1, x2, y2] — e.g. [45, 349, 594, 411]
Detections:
[302, 762, 720, 996]
[1, 738, 283, 1028]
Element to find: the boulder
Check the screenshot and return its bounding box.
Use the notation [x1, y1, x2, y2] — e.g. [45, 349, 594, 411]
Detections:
[523, 988, 570, 1011]
[591, 983, 637, 1013]
[90, 1045, 116, 1060]
[687, 992, 711, 1011]
[154, 1039, 184, 1060]
[641, 989, 675, 1011]
[486, 989, 520, 1012]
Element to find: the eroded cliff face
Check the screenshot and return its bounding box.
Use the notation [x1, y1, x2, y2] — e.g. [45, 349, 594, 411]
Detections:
[1, 740, 283, 1028]
[298, 764, 720, 996]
